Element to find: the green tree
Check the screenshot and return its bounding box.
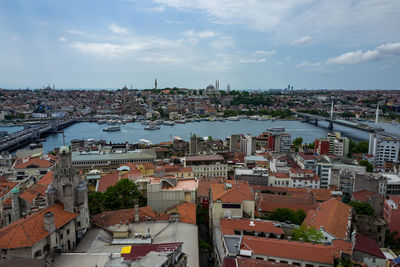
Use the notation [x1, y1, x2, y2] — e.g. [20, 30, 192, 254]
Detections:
[359, 160, 373, 172]
[293, 137, 303, 147]
[266, 208, 306, 225]
[88, 179, 146, 215]
[349, 201, 375, 216]
[291, 226, 324, 243]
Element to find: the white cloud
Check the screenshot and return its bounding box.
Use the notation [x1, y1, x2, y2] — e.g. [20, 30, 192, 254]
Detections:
[109, 24, 128, 34]
[184, 30, 216, 39]
[326, 42, 400, 65]
[239, 58, 266, 63]
[285, 57, 291, 61]
[153, 0, 400, 45]
[296, 61, 320, 68]
[290, 36, 311, 46]
[254, 50, 276, 55]
[67, 30, 85, 35]
[59, 37, 67, 42]
[210, 36, 234, 49]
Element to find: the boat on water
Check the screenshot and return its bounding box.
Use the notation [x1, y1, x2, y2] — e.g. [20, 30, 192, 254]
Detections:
[162, 121, 175, 126]
[175, 120, 186, 124]
[267, 126, 285, 132]
[97, 119, 107, 124]
[391, 120, 398, 125]
[144, 124, 160, 130]
[226, 116, 239, 121]
[258, 116, 270, 121]
[107, 119, 117, 125]
[141, 120, 151, 125]
[103, 126, 121, 131]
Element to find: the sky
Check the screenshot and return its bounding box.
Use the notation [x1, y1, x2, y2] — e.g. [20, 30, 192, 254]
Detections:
[0, 0, 399, 90]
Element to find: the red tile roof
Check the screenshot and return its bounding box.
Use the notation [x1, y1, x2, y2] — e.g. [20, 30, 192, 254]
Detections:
[352, 190, 382, 202]
[185, 154, 224, 162]
[166, 203, 196, 225]
[240, 236, 352, 265]
[37, 171, 53, 186]
[274, 173, 290, 179]
[0, 181, 18, 199]
[234, 257, 296, 267]
[198, 180, 222, 198]
[0, 203, 78, 249]
[97, 172, 120, 192]
[20, 184, 48, 204]
[354, 235, 385, 259]
[298, 152, 319, 161]
[14, 156, 56, 169]
[91, 206, 158, 226]
[220, 218, 284, 235]
[303, 199, 351, 240]
[121, 242, 183, 261]
[257, 194, 317, 213]
[210, 182, 253, 203]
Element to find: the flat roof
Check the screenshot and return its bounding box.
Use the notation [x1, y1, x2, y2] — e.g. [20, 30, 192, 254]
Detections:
[185, 154, 224, 162]
[72, 149, 156, 162]
[381, 173, 400, 184]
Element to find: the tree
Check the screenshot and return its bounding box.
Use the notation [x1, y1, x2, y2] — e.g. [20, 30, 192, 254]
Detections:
[359, 160, 373, 172]
[291, 226, 324, 243]
[266, 208, 306, 225]
[88, 179, 146, 215]
[293, 137, 303, 152]
[349, 201, 375, 216]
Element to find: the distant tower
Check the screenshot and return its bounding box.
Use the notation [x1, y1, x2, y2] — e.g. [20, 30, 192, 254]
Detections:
[53, 84, 55, 90]
[215, 80, 218, 90]
[155, 79, 157, 90]
[227, 84, 230, 93]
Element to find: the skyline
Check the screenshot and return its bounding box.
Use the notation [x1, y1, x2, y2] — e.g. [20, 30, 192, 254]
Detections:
[1, 0, 400, 90]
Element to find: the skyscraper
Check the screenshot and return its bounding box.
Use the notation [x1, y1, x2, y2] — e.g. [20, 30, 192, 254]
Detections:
[155, 79, 157, 90]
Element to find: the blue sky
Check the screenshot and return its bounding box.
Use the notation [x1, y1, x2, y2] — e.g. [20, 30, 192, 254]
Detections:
[1, 0, 399, 90]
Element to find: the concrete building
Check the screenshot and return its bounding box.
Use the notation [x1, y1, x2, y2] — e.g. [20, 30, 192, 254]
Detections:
[147, 177, 197, 213]
[234, 168, 269, 185]
[314, 133, 349, 157]
[209, 181, 254, 227]
[353, 235, 387, 267]
[240, 135, 256, 156]
[370, 134, 400, 167]
[71, 148, 157, 171]
[380, 172, 400, 195]
[183, 154, 227, 179]
[229, 134, 240, 153]
[383, 196, 400, 239]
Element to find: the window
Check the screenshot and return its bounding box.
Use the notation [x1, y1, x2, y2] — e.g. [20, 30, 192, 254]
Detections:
[256, 257, 264, 260]
[280, 261, 288, 264]
[34, 250, 42, 258]
[222, 203, 241, 209]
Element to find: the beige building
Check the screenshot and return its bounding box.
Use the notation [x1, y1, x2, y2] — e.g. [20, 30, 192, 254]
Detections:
[209, 181, 254, 228]
[147, 177, 197, 213]
[183, 154, 227, 179]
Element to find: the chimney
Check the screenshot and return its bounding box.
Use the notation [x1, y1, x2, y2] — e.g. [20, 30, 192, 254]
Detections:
[134, 199, 139, 222]
[44, 212, 56, 233]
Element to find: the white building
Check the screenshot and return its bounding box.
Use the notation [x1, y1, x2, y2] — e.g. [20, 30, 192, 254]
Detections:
[240, 135, 256, 156]
[371, 135, 400, 167]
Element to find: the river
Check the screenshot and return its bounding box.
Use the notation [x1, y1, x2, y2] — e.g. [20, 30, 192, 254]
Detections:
[2, 119, 398, 153]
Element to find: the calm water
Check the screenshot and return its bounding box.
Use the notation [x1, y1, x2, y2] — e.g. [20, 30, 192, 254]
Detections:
[2, 120, 399, 153]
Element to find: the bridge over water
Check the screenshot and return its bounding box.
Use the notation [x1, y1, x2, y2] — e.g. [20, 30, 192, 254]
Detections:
[0, 120, 76, 152]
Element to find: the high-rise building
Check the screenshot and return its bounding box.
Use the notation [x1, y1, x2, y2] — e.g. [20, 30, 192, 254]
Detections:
[372, 135, 399, 167]
[227, 84, 230, 93]
[314, 132, 349, 157]
[229, 134, 240, 152]
[155, 79, 157, 90]
[267, 132, 291, 153]
[240, 134, 256, 156]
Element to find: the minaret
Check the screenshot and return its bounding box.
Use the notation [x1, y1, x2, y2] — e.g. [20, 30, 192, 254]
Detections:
[369, 104, 379, 155]
[227, 84, 230, 93]
[330, 101, 334, 119]
[155, 79, 157, 90]
[375, 104, 379, 126]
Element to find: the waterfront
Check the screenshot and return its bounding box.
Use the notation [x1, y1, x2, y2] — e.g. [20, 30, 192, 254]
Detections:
[1, 119, 394, 153]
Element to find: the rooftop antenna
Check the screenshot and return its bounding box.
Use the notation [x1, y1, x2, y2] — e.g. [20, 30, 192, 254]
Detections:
[375, 104, 379, 126]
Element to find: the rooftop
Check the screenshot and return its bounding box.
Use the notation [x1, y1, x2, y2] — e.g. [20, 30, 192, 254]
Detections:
[240, 236, 352, 265]
[210, 182, 253, 203]
[220, 218, 284, 235]
[354, 234, 386, 259]
[0, 203, 78, 249]
[120, 242, 183, 261]
[257, 193, 317, 213]
[72, 149, 157, 162]
[303, 199, 351, 240]
[184, 154, 224, 162]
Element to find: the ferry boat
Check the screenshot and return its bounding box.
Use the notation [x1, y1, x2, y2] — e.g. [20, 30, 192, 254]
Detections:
[97, 119, 107, 124]
[226, 116, 239, 121]
[144, 124, 160, 130]
[162, 121, 175, 126]
[103, 126, 121, 131]
[107, 119, 117, 125]
[267, 126, 285, 132]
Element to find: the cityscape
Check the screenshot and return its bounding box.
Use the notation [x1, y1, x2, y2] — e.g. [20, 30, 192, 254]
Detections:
[1, 1, 400, 267]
